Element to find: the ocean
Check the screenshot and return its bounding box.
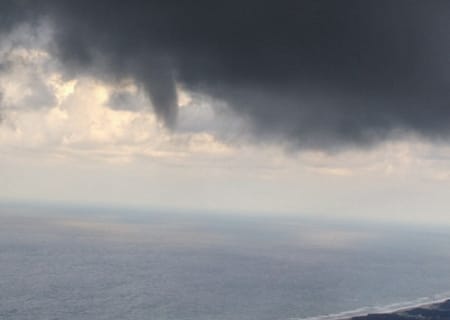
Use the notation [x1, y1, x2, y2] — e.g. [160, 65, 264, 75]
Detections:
[1, 203, 450, 320]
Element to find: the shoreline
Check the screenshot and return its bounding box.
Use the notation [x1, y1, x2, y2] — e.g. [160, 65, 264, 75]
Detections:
[292, 293, 450, 320]
[349, 298, 450, 320]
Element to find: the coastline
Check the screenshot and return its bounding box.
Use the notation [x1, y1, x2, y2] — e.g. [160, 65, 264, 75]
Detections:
[292, 293, 450, 320]
[349, 298, 450, 320]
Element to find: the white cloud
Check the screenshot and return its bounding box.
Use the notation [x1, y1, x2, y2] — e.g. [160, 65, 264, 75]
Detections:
[0, 28, 235, 164]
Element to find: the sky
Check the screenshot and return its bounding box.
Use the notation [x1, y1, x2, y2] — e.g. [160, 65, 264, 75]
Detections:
[1, 1, 450, 224]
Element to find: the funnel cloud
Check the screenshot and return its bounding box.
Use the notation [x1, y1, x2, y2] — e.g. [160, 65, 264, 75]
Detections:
[2, 0, 450, 149]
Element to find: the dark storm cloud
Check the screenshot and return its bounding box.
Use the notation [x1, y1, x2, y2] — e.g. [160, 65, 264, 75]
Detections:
[0, 1, 27, 31]
[3, 0, 450, 148]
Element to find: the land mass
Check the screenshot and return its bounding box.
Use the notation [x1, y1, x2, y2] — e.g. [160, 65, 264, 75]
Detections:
[349, 299, 450, 320]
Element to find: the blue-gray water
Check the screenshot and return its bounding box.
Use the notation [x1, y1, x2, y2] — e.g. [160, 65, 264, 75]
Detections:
[2, 203, 450, 320]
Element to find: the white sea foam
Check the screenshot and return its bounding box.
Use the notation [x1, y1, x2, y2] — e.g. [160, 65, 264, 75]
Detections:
[289, 291, 450, 320]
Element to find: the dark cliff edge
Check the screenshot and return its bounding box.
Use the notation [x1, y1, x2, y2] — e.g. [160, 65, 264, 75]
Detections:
[349, 299, 450, 320]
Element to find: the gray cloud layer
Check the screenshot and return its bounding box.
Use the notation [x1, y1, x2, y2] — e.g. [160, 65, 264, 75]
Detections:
[2, 0, 450, 149]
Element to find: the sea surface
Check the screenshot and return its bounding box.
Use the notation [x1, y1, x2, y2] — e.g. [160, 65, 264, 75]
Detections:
[1, 202, 450, 320]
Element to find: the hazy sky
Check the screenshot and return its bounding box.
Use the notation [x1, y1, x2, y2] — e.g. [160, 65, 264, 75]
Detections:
[1, 1, 450, 224]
